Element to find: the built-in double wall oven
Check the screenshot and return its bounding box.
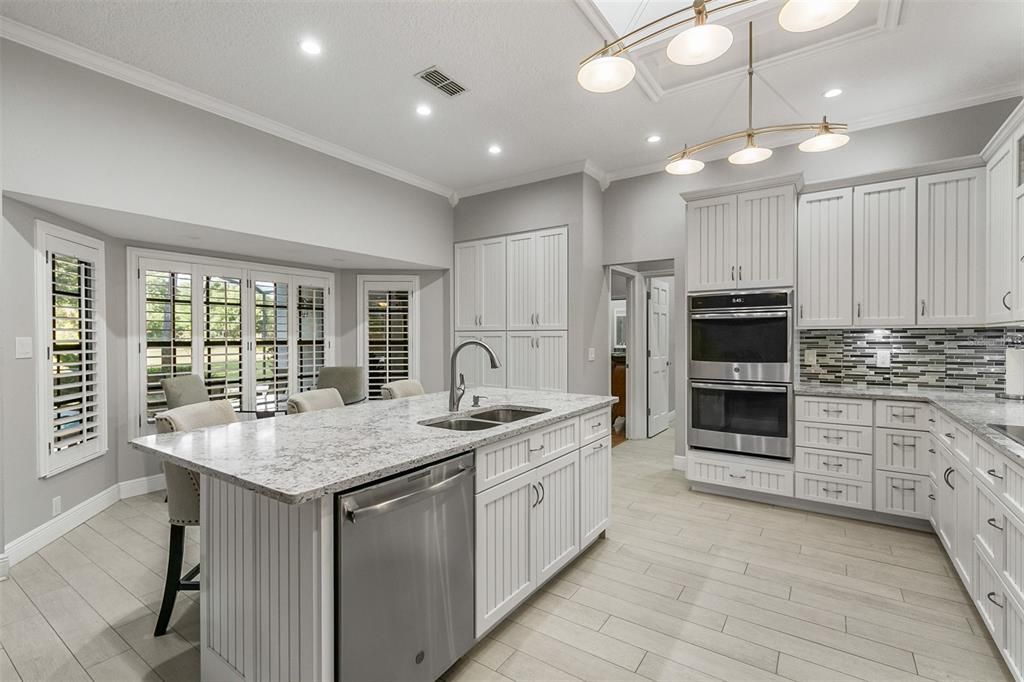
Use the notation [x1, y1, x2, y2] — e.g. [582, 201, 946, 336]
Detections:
[688, 289, 794, 460]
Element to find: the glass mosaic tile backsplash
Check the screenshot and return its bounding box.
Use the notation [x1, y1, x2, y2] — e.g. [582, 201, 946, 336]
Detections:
[799, 328, 1024, 391]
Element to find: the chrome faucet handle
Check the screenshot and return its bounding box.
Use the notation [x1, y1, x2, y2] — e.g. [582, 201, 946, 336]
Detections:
[472, 395, 487, 407]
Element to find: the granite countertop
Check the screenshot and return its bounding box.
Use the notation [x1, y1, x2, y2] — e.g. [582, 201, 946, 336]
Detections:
[129, 389, 617, 505]
[796, 383, 1024, 464]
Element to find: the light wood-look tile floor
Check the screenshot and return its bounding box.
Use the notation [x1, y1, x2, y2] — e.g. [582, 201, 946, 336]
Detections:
[1, 428, 1009, 681]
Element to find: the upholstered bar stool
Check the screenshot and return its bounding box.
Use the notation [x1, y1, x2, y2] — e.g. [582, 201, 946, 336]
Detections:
[380, 379, 425, 399]
[153, 399, 237, 636]
[287, 388, 344, 414]
[160, 374, 210, 409]
[316, 366, 367, 405]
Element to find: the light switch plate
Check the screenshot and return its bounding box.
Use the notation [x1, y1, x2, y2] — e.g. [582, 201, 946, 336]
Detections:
[876, 350, 892, 368]
[15, 337, 33, 359]
[587, 347, 596, 361]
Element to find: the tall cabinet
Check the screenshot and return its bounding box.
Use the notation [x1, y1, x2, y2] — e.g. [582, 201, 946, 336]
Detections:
[984, 101, 1024, 325]
[797, 188, 853, 327]
[686, 184, 795, 292]
[454, 226, 568, 392]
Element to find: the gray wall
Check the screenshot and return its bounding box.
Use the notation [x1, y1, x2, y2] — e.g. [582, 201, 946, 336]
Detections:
[0, 40, 455, 270]
[454, 173, 608, 396]
[335, 270, 451, 393]
[1, 198, 124, 541]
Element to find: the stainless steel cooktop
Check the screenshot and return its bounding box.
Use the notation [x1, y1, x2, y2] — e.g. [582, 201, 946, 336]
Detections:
[989, 424, 1024, 447]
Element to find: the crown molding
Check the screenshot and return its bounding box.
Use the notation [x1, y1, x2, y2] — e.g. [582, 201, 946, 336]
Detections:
[0, 19, 456, 200]
[801, 155, 983, 194]
[680, 172, 804, 202]
[980, 98, 1024, 161]
[454, 159, 609, 201]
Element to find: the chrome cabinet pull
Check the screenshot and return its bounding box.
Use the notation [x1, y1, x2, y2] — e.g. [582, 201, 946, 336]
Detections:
[821, 435, 842, 442]
[988, 592, 1005, 608]
[799, 304, 804, 319]
[531, 484, 540, 508]
[738, 265, 743, 281]
[822, 408, 844, 415]
[987, 468, 1005, 480]
[928, 448, 936, 454]
[891, 485, 916, 491]
[728, 473, 747, 480]
[536, 312, 541, 325]
[822, 487, 842, 495]
[529, 443, 545, 454]
[822, 462, 844, 469]
[857, 302, 862, 318]
[943, 467, 955, 490]
[988, 517, 1005, 531]
[1004, 291, 1012, 311]
[537, 481, 545, 505]
[731, 265, 736, 281]
[928, 418, 936, 423]
[928, 493, 936, 500]
[920, 299, 926, 316]
[944, 432, 955, 439]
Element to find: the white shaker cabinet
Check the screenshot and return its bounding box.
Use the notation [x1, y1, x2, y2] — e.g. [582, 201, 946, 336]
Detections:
[797, 188, 853, 327]
[987, 140, 1016, 323]
[687, 187, 795, 292]
[454, 237, 506, 331]
[917, 168, 985, 325]
[579, 437, 611, 546]
[454, 332, 507, 389]
[736, 185, 796, 289]
[475, 474, 535, 634]
[507, 227, 567, 330]
[852, 178, 917, 327]
[533, 452, 580, 584]
[506, 331, 567, 392]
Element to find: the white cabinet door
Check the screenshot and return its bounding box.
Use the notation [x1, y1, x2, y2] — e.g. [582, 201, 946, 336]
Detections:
[852, 179, 917, 326]
[534, 227, 568, 329]
[917, 168, 985, 325]
[536, 331, 568, 392]
[952, 458, 973, 589]
[937, 449, 956, 552]
[987, 140, 1016, 323]
[479, 237, 507, 330]
[533, 452, 580, 584]
[797, 188, 853, 327]
[506, 332, 536, 390]
[454, 333, 484, 388]
[580, 438, 611, 546]
[454, 242, 480, 331]
[736, 185, 795, 288]
[455, 333, 507, 389]
[475, 474, 536, 635]
[507, 233, 536, 330]
[1016, 124, 1024, 321]
[687, 195, 737, 292]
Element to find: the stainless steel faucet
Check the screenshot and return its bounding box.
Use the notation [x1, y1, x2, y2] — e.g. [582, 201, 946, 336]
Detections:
[449, 339, 501, 411]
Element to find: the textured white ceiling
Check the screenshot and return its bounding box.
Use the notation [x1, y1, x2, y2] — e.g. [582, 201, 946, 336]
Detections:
[1, 0, 1021, 196]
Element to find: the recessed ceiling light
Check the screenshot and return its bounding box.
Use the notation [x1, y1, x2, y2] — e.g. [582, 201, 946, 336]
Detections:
[300, 38, 322, 56]
[488, 144, 502, 155]
[416, 104, 432, 117]
[824, 88, 843, 98]
[646, 134, 662, 143]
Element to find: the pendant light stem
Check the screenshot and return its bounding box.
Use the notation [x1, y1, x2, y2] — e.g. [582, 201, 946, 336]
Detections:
[747, 21, 753, 132]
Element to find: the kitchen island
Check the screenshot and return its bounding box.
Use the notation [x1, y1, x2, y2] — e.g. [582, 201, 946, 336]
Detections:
[130, 389, 615, 682]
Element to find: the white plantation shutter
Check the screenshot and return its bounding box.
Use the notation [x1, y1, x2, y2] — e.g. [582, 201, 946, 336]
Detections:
[296, 283, 327, 392]
[143, 267, 193, 421]
[359, 276, 419, 400]
[252, 277, 290, 412]
[201, 272, 245, 410]
[37, 224, 107, 476]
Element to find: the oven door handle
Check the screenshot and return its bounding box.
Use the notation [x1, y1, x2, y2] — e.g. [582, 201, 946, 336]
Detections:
[690, 311, 790, 320]
[691, 382, 790, 393]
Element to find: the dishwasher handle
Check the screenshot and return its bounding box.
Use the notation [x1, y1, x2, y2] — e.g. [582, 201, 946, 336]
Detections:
[343, 465, 473, 524]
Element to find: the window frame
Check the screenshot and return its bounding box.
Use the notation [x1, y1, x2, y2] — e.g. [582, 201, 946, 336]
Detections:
[35, 221, 108, 478]
[127, 247, 335, 436]
[357, 274, 420, 399]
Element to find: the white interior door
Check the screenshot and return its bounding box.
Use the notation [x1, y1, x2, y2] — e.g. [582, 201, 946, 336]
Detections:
[647, 277, 672, 437]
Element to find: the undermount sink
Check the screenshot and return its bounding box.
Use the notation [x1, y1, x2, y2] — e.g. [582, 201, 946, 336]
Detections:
[421, 406, 550, 431]
[424, 418, 501, 431]
[470, 406, 551, 423]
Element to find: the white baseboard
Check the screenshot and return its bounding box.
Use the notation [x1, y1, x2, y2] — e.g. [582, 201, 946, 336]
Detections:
[4, 473, 168, 569]
[673, 454, 687, 472]
[5, 484, 120, 566]
[118, 473, 166, 499]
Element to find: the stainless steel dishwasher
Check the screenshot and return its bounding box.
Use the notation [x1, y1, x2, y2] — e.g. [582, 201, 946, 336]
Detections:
[336, 452, 475, 682]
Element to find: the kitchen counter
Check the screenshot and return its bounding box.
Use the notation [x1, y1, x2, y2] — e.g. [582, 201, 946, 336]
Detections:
[129, 389, 616, 504]
[797, 383, 1024, 465]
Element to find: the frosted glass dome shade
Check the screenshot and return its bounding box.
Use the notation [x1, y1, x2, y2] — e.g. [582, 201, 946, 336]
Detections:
[666, 23, 733, 65]
[779, 0, 859, 32]
[577, 55, 636, 93]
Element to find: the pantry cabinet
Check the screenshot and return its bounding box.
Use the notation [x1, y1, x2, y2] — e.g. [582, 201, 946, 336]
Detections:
[852, 178, 917, 326]
[916, 168, 985, 325]
[506, 331, 567, 392]
[797, 188, 853, 327]
[686, 186, 795, 292]
[454, 237, 506, 331]
[507, 227, 567, 330]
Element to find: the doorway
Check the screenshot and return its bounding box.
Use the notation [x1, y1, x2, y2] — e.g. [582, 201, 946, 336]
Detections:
[647, 275, 674, 437]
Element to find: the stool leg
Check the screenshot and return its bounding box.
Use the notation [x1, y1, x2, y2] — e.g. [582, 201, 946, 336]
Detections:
[154, 524, 186, 636]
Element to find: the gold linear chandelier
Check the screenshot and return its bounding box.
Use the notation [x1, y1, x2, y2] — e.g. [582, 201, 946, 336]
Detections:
[665, 22, 849, 175]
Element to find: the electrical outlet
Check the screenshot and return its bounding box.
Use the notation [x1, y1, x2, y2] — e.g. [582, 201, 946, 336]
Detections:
[876, 350, 892, 368]
[52, 496, 62, 517]
[804, 349, 816, 366]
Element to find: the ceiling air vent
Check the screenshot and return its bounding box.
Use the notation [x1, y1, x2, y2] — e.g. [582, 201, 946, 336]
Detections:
[416, 67, 467, 97]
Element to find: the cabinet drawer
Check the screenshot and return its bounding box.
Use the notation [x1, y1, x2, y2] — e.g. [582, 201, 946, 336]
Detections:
[875, 400, 932, 431]
[688, 452, 794, 498]
[580, 408, 611, 446]
[874, 471, 929, 518]
[975, 547, 1007, 648]
[975, 481, 1006, 569]
[795, 396, 873, 426]
[476, 433, 533, 492]
[534, 417, 581, 465]
[936, 412, 971, 465]
[975, 437, 1008, 494]
[795, 473, 872, 510]
[795, 447, 872, 481]
[795, 421, 873, 454]
[875, 428, 930, 475]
